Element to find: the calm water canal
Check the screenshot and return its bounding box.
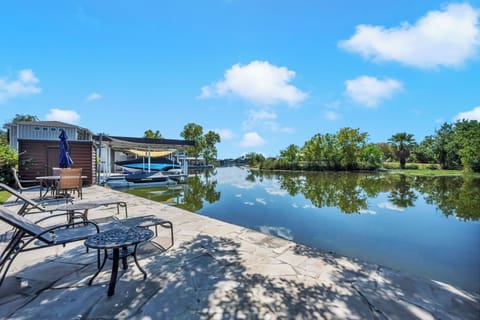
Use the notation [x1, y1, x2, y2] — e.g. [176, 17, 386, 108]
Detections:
[123, 166, 480, 292]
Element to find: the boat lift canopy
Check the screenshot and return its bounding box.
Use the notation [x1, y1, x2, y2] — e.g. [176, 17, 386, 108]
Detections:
[94, 135, 195, 175]
[127, 149, 175, 157]
[97, 135, 195, 152]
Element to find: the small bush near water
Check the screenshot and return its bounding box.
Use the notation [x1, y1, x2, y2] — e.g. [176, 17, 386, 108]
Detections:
[0, 144, 18, 186]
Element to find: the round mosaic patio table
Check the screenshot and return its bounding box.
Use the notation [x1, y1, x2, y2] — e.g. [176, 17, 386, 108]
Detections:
[84, 227, 154, 296]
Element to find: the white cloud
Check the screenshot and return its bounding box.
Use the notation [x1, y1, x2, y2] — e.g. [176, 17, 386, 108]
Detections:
[259, 226, 293, 241]
[0, 69, 41, 103]
[249, 109, 277, 121]
[240, 132, 266, 147]
[86, 92, 102, 101]
[378, 202, 404, 212]
[242, 110, 269, 130]
[200, 60, 307, 106]
[345, 75, 403, 107]
[339, 3, 480, 68]
[211, 128, 234, 140]
[265, 187, 288, 196]
[19, 69, 39, 83]
[325, 110, 340, 120]
[256, 198, 267, 205]
[242, 109, 293, 133]
[268, 123, 294, 133]
[454, 106, 480, 121]
[45, 108, 80, 124]
[359, 209, 377, 215]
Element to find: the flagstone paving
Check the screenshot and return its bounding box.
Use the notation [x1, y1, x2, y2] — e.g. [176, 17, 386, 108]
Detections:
[0, 185, 478, 319]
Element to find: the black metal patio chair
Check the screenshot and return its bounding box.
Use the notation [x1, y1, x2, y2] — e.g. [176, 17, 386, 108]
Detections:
[0, 206, 101, 286]
[0, 183, 128, 219]
[11, 167, 49, 199]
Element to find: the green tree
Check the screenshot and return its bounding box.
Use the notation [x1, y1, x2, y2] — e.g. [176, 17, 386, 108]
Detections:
[433, 123, 459, 169]
[453, 120, 480, 172]
[388, 132, 416, 169]
[360, 144, 383, 169]
[12, 114, 39, 122]
[180, 123, 204, 160]
[0, 129, 7, 144]
[301, 134, 324, 163]
[376, 143, 394, 162]
[280, 144, 299, 162]
[336, 127, 367, 170]
[143, 129, 162, 139]
[202, 131, 221, 165]
[323, 133, 342, 169]
[245, 152, 265, 167]
[414, 135, 436, 164]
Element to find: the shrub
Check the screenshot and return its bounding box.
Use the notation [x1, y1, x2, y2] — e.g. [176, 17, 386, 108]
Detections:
[0, 144, 18, 186]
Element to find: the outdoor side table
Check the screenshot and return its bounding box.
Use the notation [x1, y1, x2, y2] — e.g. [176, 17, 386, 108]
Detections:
[52, 202, 101, 224]
[84, 227, 154, 296]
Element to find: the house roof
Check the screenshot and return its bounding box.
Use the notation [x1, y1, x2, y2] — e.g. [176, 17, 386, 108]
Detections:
[11, 121, 78, 127]
[94, 135, 195, 152]
[4, 121, 92, 134]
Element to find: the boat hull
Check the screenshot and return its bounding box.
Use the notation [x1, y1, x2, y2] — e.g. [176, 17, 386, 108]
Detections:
[105, 171, 177, 188]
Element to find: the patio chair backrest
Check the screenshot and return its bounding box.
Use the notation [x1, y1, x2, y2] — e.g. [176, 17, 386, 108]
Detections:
[57, 168, 82, 199]
[0, 207, 52, 243]
[11, 167, 24, 189]
[58, 168, 82, 189]
[0, 183, 45, 210]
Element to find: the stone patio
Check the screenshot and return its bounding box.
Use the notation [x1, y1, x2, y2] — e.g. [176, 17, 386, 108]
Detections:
[0, 185, 478, 319]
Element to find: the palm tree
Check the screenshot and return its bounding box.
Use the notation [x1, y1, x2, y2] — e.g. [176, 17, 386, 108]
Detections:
[143, 129, 162, 139]
[388, 132, 415, 169]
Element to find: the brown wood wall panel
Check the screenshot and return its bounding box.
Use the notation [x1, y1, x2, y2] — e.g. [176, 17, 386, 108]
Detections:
[18, 139, 96, 185]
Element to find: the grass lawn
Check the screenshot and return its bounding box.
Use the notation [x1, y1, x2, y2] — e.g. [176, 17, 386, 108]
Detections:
[384, 162, 480, 178]
[387, 169, 476, 177]
[0, 190, 10, 204]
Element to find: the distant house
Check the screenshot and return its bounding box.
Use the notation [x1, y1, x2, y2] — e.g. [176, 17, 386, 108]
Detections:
[4, 121, 96, 185]
[5, 121, 92, 151]
[4, 121, 196, 186]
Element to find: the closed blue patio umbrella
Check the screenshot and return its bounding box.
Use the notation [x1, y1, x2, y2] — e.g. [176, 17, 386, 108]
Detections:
[58, 129, 74, 168]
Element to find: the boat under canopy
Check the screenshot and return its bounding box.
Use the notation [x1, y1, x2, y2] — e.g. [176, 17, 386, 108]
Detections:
[115, 156, 180, 172]
[94, 135, 194, 181]
[105, 171, 177, 188]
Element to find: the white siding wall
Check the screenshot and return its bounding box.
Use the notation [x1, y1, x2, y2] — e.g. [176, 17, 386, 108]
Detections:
[8, 126, 18, 150]
[19, 126, 77, 141]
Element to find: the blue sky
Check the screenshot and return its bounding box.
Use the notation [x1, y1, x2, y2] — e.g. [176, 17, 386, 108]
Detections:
[1, 1, 479, 159]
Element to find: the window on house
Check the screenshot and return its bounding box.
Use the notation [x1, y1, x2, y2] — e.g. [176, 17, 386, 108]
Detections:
[34, 127, 40, 130]
[43, 127, 48, 131]
[51, 128, 56, 131]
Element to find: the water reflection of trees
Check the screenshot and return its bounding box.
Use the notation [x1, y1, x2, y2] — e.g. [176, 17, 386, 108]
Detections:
[387, 175, 418, 208]
[412, 176, 480, 221]
[249, 170, 479, 220]
[178, 170, 221, 212]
